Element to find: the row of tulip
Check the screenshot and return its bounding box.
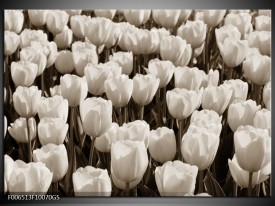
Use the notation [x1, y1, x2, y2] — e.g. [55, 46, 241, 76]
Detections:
[3, 9, 271, 197]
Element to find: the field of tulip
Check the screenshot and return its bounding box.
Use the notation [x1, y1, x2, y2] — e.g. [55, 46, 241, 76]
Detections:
[3, 9, 271, 197]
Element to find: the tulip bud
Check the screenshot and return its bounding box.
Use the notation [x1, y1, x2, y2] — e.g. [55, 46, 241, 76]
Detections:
[228, 100, 261, 132]
[132, 74, 160, 106]
[178, 10, 192, 24]
[253, 109, 271, 135]
[202, 10, 226, 28]
[217, 38, 248, 68]
[13, 86, 41, 118]
[46, 10, 69, 35]
[167, 88, 203, 120]
[149, 127, 176, 163]
[109, 51, 133, 75]
[80, 97, 112, 138]
[20, 47, 47, 76]
[70, 15, 91, 39]
[155, 160, 198, 196]
[4, 31, 20, 56]
[200, 69, 219, 88]
[160, 36, 192, 67]
[228, 155, 270, 188]
[152, 10, 181, 29]
[145, 59, 175, 88]
[174, 66, 205, 91]
[72, 41, 98, 76]
[8, 160, 53, 193]
[123, 10, 151, 26]
[255, 15, 271, 31]
[54, 26, 73, 49]
[243, 54, 271, 86]
[246, 31, 271, 56]
[234, 125, 270, 173]
[104, 74, 133, 108]
[4, 10, 24, 34]
[111, 140, 148, 186]
[60, 74, 88, 107]
[33, 144, 68, 182]
[55, 50, 75, 74]
[84, 62, 122, 96]
[11, 61, 38, 87]
[94, 10, 116, 20]
[224, 13, 252, 37]
[201, 85, 232, 115]
[181, 124, 220, 170]
[177, 20, 207, 49]
[19, 29, 48, 49]
[73, 166, 112, 196]
[215, 25, 241, 46]
[38, 117, 68, 146]
[222, 79, 249, 103]
[263, 81, 271, 110]
[28, 10, 49, 27]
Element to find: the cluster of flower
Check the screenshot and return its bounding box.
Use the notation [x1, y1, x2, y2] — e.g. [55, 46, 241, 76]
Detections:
[3, 9, 271, 197]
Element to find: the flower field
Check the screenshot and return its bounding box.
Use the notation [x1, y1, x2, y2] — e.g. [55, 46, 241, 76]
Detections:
[3, 9, 271, 197]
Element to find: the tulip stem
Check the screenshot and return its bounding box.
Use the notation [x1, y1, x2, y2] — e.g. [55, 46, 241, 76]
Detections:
[26, 118, 32, 162]
[248, 172, 253, 196]
[89, 137, 96, 166]
[118, 107, 123, 126]
[4, 55, 10, 107]
[125, 182, 130, 196]
[52, 182, 59, 195]
[140, 105, 144, 120]
[198, 170, 204, 193]
[177, 119, 184, 161]
[123, 105, 128, 124]
[156, 88, 162, 127]
[190, 48, 195, 67]
[162, 87, 167, 125]
[233, 182, 238, 197]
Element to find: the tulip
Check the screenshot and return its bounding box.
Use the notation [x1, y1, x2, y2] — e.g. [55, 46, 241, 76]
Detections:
[202, 10, 226, 28]
[54, 26, 73, 49]
[253, 109, 271, 135]
[28, 10, 49, 27]
[46, 10, 69, 35]
[243, 54, 271, 86]
[255, 15, 271, 31]
[224, 13, 252, 37]
[19, 29, 48, 49]
[116, 22, 137, 51]
[178, 10, 192, 24]
[70, 15, 91, 39]
[145, 59, 175, 88]
[152, 10, 181, 29]
[55, 50, 75, 74]
[201, 85, 232, 115]
[191, 109, 222, 125]
[200, 69, 219, 88]
[13, 86, 41, 118]
[60, 74, 88, 107]
[4, 116, 7, 138]
[222, 79, 249, 103]
[38, 118, 68, 146]
[177, 20, 207, 49]
[65, 10, 82, 17]
[117, 120, 150, 147]
[20, 47, 47, 76]
[263, 81, 271, 110]
[94, 10, 116, 20]
[123, 10, 151, 27]
[50, 85, 62, 97]
[109, 51, 133, 75]
[132, 74, 160, 106]
[227, 100, 261, 132]
[160, 35, 192, 67]
[149, 127, 176, 163]
[228, 155, 270, 188]
[80, 97, 112, 138]
[73, 166, 112, 196]
[33, 144, 68, 182]
[72, 41, 98, 76]
[258, 10, 271, 16]
[166, 88, 203, 120]
[150, 27, 170, 54]
[181, 124, 220, 170]
[234, 125, 270, 173]
[174, 66, 205, 91]
[8, 160, 53, 193]
[215, 25, 241, 46]
[246, 31, 271, 56]
[104, 74, 133, 108]
[84, 62, 122, 96]
[4, 10, 24, 34]
[104, 22, 122, 49]
[4, 31, 20, 56]
[8, 117, 36, 143]
[111, 140, 148, 187]
[155, 160, 198, 196]
[5, 155, 15, 192]
[229, 10, 250, 14]
[11, 61, 38, 87]
[217, 38, 248, 68]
